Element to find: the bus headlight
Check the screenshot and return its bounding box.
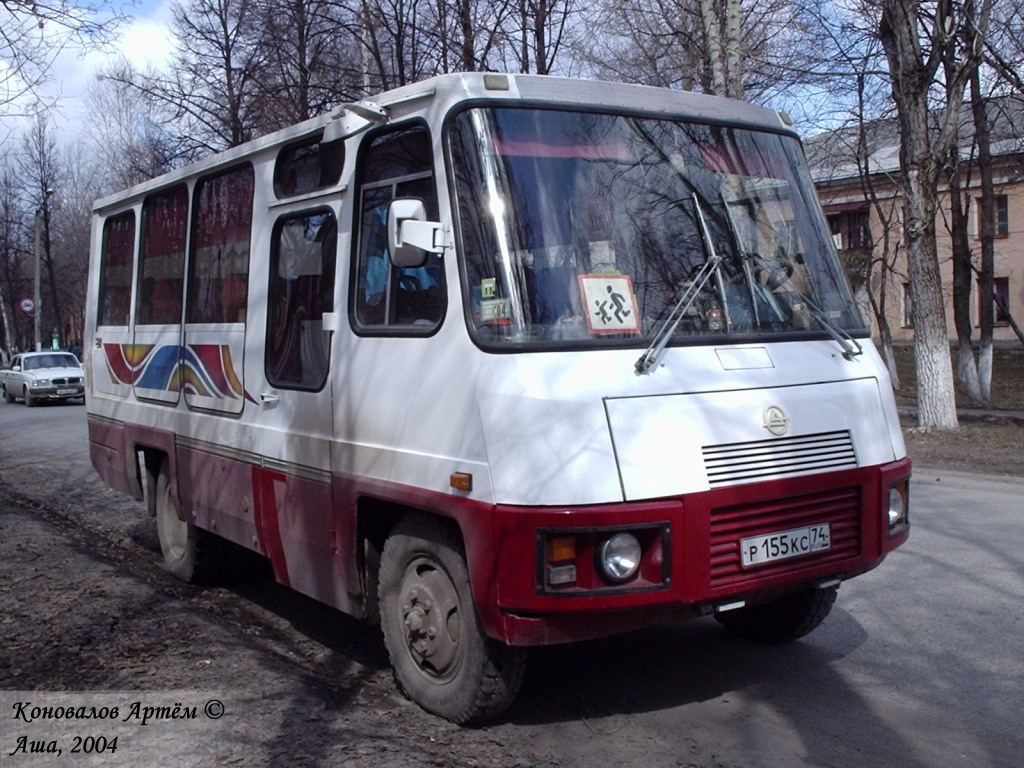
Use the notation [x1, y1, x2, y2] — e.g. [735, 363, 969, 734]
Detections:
[596, 532, 641, 583]
[887, 482, 909, 529]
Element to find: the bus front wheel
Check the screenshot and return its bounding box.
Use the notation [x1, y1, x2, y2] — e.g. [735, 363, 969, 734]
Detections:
[154, 460, 223, 585]
[716, 584, 838, 644]
[378, 515, 526, 725]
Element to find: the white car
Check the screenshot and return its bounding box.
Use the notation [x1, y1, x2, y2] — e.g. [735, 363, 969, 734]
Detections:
[0, 351, 85, 406]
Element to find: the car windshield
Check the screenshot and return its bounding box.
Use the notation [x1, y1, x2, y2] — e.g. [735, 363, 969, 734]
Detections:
[448, 107, 863, 349]
[24, 354, 79, 370]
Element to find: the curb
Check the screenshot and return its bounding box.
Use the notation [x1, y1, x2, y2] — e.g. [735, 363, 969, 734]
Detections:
[897, 406, 1024, 425]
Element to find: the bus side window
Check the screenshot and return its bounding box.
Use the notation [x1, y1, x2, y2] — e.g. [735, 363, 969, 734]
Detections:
[137, 186, 187, 326]
[273, 133, 344, 198]
[188, 165, 254, 324]
[266, 209, 337, 389]
[98, 211, 135, 327]
[353, 123, 444, 331]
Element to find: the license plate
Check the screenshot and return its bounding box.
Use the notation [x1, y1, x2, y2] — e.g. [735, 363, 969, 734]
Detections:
[741, 524, 831, 567]
[57, 388, 76, 395]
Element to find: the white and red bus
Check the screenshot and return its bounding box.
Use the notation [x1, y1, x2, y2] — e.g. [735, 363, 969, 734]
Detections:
[85, 73, 910, 724]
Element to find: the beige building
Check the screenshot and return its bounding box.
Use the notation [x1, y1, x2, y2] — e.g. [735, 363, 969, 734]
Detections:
[806, 97, 1024, 344]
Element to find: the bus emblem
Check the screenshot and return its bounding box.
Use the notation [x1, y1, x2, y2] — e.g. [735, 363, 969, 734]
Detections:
[763, 405, 789, 436]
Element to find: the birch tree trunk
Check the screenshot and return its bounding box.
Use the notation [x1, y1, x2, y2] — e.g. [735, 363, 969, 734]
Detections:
[970, 67, 995, 401]
[877, 0, 968, 430]
[698, 0, 743, 98]
[947, 149, 984, 404]
[903, 163, 959, 428]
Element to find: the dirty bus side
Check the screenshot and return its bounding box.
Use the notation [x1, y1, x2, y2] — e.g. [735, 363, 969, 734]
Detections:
[84, 73, 910, 725]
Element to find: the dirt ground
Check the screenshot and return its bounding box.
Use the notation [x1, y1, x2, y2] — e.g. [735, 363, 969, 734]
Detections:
[0, 423, 569, 767]
[1, 359, 1020, 766]
[900, 416, 1024, 477]
[892, 346, 1024, 477]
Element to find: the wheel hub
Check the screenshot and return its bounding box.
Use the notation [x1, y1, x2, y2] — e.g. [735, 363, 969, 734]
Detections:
[400, 564, 462, 680]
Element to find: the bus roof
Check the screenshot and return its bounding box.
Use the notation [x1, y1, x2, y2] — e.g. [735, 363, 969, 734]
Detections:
[93, 73, 794, 214]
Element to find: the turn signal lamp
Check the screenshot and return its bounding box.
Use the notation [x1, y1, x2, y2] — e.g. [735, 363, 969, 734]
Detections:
[547, 535, 576, 563]
[449, 472, 473, 492]
[546, 535, 577, 587]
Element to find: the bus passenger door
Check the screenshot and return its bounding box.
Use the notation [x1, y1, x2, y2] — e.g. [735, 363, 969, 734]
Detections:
[131, 185, 188, 405]
[181, 166, 254, 415]
[250, 207, 341, 607]
[92, 210, 136, 399]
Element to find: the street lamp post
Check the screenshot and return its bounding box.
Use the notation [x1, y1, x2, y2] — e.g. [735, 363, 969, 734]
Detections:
[33, 188, 53, 353]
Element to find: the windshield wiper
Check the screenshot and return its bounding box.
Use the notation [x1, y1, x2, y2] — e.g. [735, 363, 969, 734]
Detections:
[745, 252, 863, 361]
[635, 197, 721, 374]
[802, 297, 864, 360]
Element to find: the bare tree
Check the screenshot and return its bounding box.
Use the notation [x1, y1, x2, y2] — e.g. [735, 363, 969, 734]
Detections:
[968, 72, 1001, 392]
[582, 0, 705, 89]
[980, 0, 1024, 95]
[86, 70, 181, 191]
[583, 0, 824, 110]
[356, 0, 432, 90]
[102, 0, 268, 155]
[48, 141, 98, 346]
[18, 115, 64, 349]
[254, 0, 364, 126]
[0, 161, 30, 353]
[698, 0, 742, 97]
[424, 0, 517, 73]
[854, 83, 906, 390]
[876, 0, 992, 430]
[511, 0, 579, 74]
[1, 0, 125, 117]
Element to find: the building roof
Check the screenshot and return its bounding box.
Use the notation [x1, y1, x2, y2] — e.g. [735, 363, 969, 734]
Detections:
[805, 95, 1024, 184]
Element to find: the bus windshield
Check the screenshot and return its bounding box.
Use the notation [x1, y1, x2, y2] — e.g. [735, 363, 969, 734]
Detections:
[449, 107, 863, 349]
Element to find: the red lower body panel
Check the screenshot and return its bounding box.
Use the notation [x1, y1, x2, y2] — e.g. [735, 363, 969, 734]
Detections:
[88, 415, 910, 649]
[485, 459, 911, 646]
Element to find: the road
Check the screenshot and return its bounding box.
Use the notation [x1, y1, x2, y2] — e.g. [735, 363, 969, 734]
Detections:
[0, 403, 1021, 767]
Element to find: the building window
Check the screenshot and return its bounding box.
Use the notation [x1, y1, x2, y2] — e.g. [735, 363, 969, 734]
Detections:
[978, 276, 1011, 326]
[827, 209, 871, 251]
[977, 194, 1009, 238]
[902, 282, 914, 328]
[996, 195, 1009, 237]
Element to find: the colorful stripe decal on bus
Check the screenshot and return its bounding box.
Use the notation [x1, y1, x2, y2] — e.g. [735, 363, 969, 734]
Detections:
[102, 343, 255, 402]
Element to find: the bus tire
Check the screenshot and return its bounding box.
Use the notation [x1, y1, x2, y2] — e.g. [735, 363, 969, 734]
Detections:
[716, 584, 838, 644]
[154, 460, 223, 585]
[378, 515, 526, 725]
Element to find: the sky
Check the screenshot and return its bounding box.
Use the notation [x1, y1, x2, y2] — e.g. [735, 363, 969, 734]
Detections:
[2, 0, 176, 147]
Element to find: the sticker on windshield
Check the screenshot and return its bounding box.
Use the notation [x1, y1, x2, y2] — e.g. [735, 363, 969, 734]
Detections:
[578, 274, 641, 335]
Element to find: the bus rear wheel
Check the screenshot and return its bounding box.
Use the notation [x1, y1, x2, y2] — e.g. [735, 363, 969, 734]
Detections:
[716, 584, 838, 644]
[154, 460, 223, 585]
[378, 515, 526, 725]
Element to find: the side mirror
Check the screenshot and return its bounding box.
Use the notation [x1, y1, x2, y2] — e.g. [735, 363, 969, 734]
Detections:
[388, 198, 444, 268]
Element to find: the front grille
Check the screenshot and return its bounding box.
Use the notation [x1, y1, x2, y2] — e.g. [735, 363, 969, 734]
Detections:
[52, 377, 83, 385]
[703, 430, 856, 487]
[709, 486, 862, 590]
